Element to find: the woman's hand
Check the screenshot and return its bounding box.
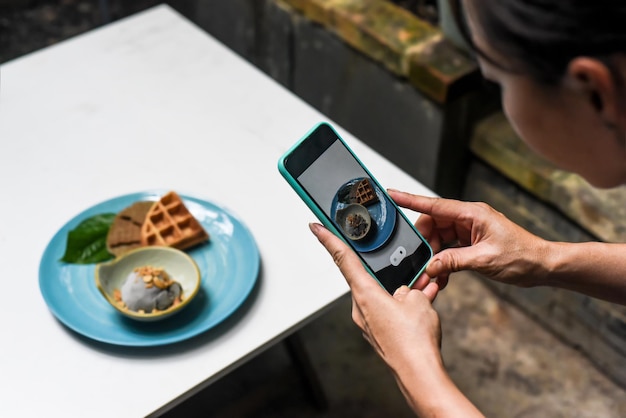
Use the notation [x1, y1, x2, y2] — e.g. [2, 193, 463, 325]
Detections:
[309, 222, 485, 416]
[388, 190, 550, 289]
[308, 222, 441, 371]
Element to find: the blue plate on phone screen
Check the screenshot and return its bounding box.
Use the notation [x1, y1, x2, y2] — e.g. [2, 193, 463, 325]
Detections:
[39, 191, 259, 347]
[330, 178, 397, 252]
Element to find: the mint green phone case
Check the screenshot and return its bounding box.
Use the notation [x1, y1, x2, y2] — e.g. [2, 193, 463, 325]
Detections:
[277, 122, 341, 233]
[277, 122, 433, 290]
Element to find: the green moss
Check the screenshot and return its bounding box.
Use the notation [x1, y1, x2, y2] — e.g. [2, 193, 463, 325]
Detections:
[282, 0, 479, 102]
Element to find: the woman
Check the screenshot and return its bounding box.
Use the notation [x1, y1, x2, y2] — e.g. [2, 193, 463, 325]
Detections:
[309, 0, 626, 415]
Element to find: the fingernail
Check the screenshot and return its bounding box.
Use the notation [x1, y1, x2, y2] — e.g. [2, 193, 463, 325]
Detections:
[428, 259, 442, 275]
[309, 223, 322, 235]
[386, 188, 399, 193]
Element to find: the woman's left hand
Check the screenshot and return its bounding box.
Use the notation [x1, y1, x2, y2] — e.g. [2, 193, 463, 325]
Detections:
[309, 222, 442, 370]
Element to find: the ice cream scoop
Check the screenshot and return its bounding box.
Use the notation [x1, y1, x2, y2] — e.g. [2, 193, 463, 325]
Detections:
[120, 266, 182, 313]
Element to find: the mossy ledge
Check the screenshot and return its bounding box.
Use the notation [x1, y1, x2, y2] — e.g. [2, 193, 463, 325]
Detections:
[278, 0, 478, 103]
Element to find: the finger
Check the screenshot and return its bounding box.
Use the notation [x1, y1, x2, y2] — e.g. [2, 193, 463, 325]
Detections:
[387, 190, 441, 214]
[410, 273, 431, 291]
[425, 246, 484, 277]
[388, 190, 472, 227]
[309, 223, 384, 295]
[424, 259, 450, 288]
[436, 275, 449, 290]
[422, 281, 439, 303]
[390, 191, 470, 246]
[414, 215, 442, 250]
[393, 285, 411, 298]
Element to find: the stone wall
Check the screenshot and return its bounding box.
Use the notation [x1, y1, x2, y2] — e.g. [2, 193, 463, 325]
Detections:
[466, 113, 626, 388]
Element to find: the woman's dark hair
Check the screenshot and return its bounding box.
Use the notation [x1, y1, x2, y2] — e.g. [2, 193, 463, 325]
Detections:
[449, 0, 626, 85]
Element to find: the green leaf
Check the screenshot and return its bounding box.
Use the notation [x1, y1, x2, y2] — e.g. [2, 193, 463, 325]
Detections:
[60, 213, 117, 264]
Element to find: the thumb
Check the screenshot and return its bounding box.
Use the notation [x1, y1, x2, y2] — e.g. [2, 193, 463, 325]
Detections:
[309, 222, 383, 294]
[426, 246, 481, 277]
[393, 285, 411, 297]
[422, 281, 439, 303]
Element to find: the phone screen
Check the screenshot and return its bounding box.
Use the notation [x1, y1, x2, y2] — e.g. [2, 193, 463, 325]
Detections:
[281, 123, 432, 293]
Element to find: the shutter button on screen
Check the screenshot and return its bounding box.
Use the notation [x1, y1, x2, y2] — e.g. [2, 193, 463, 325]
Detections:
[390, 246, 407, 266]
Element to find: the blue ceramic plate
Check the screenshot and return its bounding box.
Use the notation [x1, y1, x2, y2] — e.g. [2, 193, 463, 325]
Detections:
[330, 178, 397, 252]
[39, 191, 260, 347]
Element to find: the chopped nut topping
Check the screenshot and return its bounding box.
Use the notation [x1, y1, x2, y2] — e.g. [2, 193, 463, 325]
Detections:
[133, 265, 174, 289]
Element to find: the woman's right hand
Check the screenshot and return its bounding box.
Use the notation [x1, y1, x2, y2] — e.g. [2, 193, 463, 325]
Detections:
[388, 190, 550, 289]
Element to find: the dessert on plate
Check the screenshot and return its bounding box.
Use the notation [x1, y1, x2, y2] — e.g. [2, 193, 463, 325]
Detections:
[105, 191, 210, 257]
[107, 201, 154, 257]
[141, 191, 209, 250]
[114, 265, 182, 313]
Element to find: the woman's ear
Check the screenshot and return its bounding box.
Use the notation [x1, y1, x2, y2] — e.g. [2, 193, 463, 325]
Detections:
[566, 57, 621, 129]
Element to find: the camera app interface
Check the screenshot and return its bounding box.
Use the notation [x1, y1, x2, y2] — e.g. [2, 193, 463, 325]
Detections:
[297, 139, 429, 292]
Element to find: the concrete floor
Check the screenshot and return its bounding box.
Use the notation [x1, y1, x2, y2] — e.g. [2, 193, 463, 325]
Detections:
[164, 272, 626, 417]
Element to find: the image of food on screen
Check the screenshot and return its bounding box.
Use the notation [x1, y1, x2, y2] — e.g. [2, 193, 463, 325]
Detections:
[333, 177, 385, 242]
[336, 203, 372, 240]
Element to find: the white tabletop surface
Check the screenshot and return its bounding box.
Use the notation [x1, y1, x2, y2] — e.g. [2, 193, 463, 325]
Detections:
[0, 5, 434, 417]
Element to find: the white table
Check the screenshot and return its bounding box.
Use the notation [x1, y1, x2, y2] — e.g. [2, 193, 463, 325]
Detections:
[0, 5, 434, 417]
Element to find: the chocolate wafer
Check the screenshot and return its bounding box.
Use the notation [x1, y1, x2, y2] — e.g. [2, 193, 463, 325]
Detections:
[106, 201, 153, 256]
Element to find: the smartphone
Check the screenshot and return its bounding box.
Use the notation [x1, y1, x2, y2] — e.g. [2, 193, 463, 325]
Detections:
[278, 122, 432, 294]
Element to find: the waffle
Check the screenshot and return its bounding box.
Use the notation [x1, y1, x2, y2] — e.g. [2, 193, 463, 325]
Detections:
[140, 191, 209, 250]
[349, 178, 379, 206]
[107, 201, 154, 256]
